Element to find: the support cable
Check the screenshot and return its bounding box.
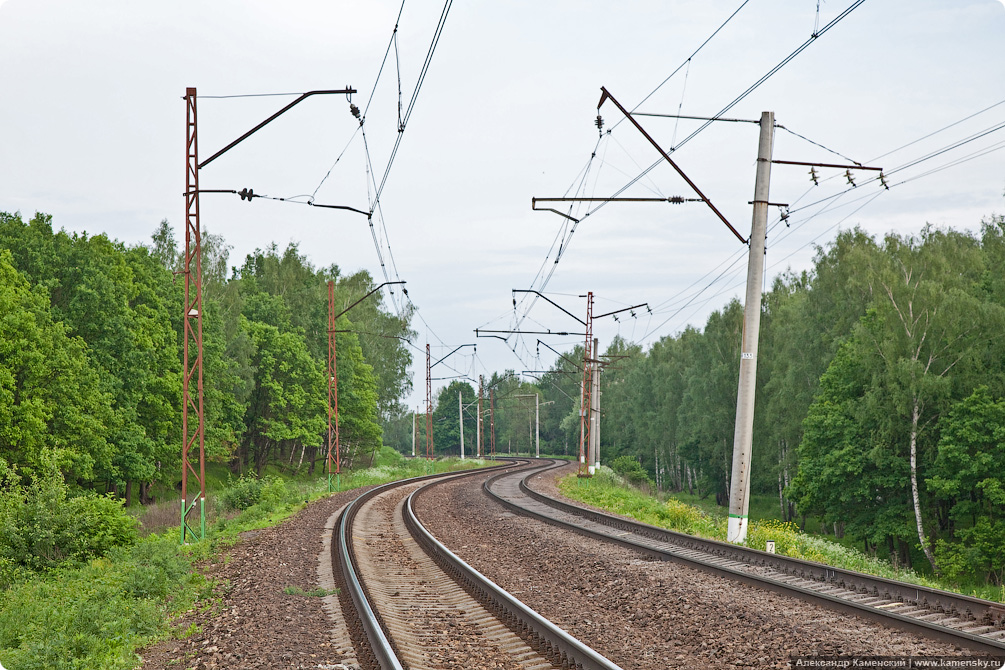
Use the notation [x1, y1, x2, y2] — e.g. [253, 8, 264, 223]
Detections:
[639, 252, 747, 341]
[373, 0, 454, 205]
[582, 0, 868, 224]
[610, 0, 753, 133]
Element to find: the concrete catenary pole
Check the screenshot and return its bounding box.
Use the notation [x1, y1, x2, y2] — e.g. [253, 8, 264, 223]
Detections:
[477, 376, 483, 458]
[727, 111, 775, 544]
[535, 392, 540, 458]
[411, 406, 417, 457]
[459, 390, 465, 460]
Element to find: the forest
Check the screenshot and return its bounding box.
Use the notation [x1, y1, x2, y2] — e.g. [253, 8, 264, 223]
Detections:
[0, 211, 414, 505]
[387, 215, 1005, 585]
[4, 207, 1005, 586]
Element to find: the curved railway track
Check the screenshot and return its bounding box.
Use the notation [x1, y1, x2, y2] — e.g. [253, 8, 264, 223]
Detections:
[333, 462, 623, 670]
[484, 459, 1005, 655]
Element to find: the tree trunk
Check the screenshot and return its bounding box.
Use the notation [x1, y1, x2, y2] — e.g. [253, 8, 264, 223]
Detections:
[297, 443, 306, 471]
[909, 396, 938, 573]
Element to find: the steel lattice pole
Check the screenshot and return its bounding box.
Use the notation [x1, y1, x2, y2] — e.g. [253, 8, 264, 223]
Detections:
[328, 280, 341, 492]
[181, 87, 206, 542]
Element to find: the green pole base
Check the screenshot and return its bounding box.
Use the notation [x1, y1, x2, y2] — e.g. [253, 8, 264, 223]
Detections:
[180, 497, 206, 544]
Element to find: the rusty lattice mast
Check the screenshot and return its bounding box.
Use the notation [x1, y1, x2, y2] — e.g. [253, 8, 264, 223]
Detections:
[181, 86, 358, 539]
[327, 279, 341, 491]
[181, 88, 206, 542]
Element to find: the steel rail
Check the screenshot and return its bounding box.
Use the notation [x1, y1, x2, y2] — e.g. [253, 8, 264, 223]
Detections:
[483, 460, 1005, 655]
[336, 459, 622, 669]
[405, 482, 625, 670]
[336, 478, 408, 670]
[337, 464, 514, 669]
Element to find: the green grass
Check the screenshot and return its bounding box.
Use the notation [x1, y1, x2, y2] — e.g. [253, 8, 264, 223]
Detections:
[0, 449, 494, 670]
[0, 533, 212, 670]
[559, 468, 1005, 603]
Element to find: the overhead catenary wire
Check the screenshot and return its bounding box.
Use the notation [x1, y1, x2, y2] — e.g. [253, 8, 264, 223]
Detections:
[513, 2, 754, 334]
[580, 0, 869, 225]
[528, 41, 998, 361]
[372, 0, 455, 206]
[637, 102, 1005, 344]
[609, 0, 753, 133]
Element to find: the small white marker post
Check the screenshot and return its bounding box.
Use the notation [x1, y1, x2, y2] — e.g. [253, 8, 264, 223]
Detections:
[766, 540, 776, 554]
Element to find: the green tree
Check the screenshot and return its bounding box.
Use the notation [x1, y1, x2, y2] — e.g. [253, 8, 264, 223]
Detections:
[431, 380, 477, 456]
[788, 338, 915, 555]
[852, 228, 988, 571]
[239, 318, 326, 475]
[677, 301, 743, 505]
[928, 388, 1005, 584]
[0, 250, 113, 482]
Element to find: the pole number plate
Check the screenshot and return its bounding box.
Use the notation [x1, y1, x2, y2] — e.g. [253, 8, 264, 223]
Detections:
[741, 352, 754, 360]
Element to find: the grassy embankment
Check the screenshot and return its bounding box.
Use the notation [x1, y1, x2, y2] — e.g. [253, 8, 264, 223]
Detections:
[559, 468, 1005, 604]
[0, 448, 495, 670]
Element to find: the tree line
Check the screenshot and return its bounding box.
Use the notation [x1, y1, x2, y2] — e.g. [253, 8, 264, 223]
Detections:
[400, 216, 1005, 585]
[594, 218, 1005, 583]
[0, 212, 413, 503]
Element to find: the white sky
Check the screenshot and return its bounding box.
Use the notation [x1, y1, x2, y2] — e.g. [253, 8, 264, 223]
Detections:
[2, 0, 1004, 412]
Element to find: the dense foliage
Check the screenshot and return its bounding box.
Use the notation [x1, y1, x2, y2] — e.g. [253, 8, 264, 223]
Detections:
[539, 218, 1005, 585]
[0, 211, 413, 501]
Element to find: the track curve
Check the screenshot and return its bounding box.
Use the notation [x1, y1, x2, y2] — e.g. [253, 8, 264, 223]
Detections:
[483, 459, 1005, 655]
[335, 461, 624, 670]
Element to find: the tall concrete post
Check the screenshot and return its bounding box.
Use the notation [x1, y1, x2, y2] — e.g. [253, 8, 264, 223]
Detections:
[477, 376, 483, 458]
[727, 111, 775, 544]
[459, 390, 465, 460]
[535, 393, 540, 458]
[412, 407, 416, 457]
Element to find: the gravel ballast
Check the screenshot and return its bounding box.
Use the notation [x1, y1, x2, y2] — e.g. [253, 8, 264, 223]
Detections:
[413, 461, 969, 669]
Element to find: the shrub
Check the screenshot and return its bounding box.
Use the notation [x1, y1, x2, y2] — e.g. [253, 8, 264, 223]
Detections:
[609, 454, 654, 487]
[663, 498, 706, 532]
[0, 534, 208, 670]
[0, 471, 137, 575]
[220, 475, 265, 511]
[117, 536, 193, 599]
[258, 476, 291, 510]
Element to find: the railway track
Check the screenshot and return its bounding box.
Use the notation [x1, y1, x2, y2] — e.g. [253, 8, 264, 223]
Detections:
[333, 462, 623, 670]
[485, 459, 1005, 655]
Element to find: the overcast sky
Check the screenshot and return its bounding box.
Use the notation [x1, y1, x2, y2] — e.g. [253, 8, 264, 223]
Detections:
[2, 0, 1004, 412]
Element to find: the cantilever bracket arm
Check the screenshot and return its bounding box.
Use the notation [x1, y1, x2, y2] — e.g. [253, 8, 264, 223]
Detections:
[333, 281, 406, 321]
[474, 332, 511, 343]
[595, 302, 649, 320]
[431, 343, 476, 369]
[309, 202, 371, 217]
[536, 339, 584, 372]
[200, 88, 357, 169]
[531, 198, 580, 223]
[513, 289, 586, 326]
[597, 86, 747, 245]
[476, 328, 584, 336]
